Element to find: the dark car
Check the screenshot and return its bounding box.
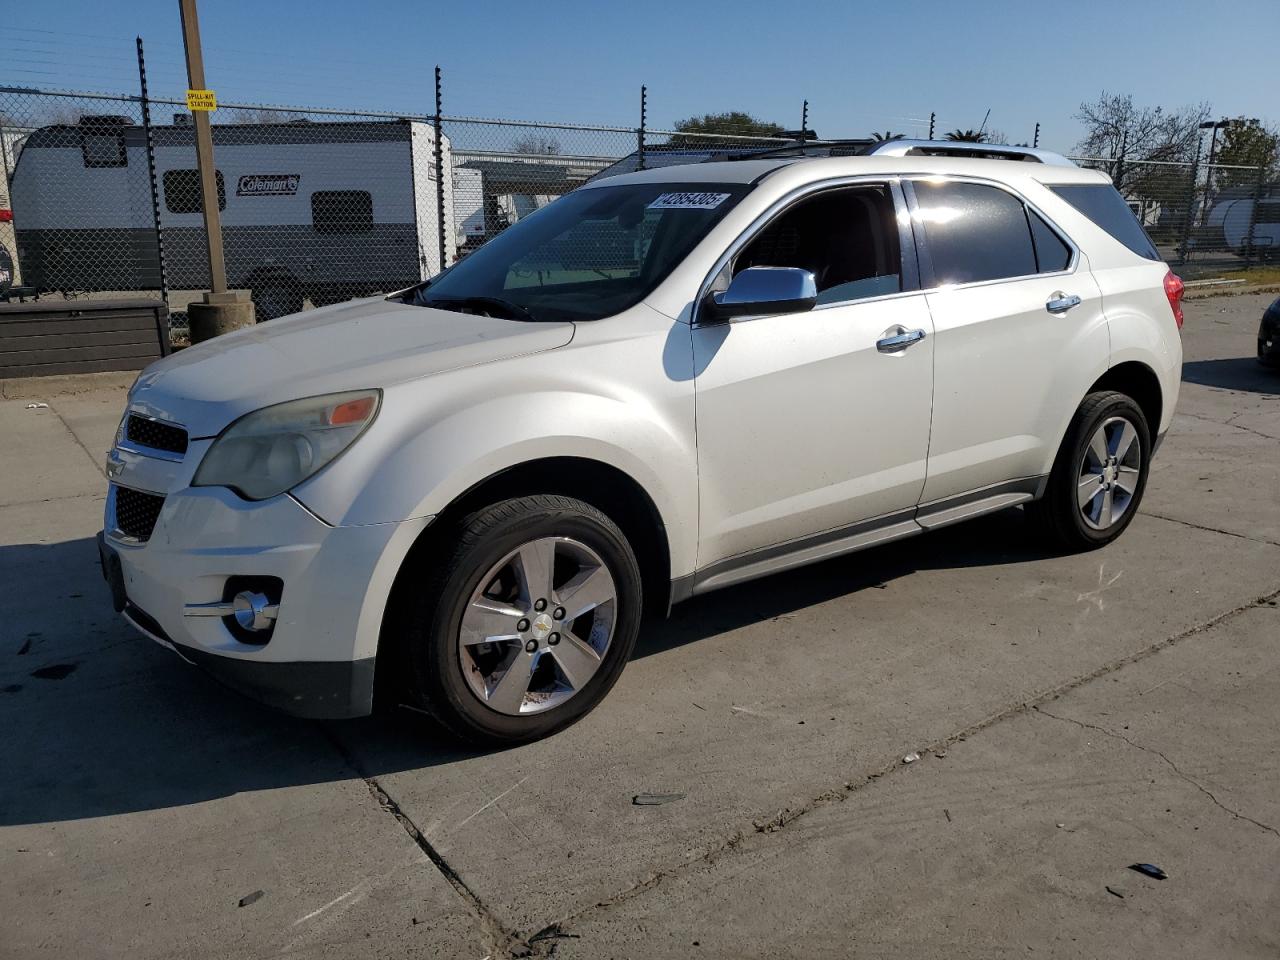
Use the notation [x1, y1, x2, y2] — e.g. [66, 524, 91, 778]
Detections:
[1260, 296, 1280, 367]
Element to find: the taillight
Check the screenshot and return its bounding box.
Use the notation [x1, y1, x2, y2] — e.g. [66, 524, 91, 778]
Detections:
[1164, 270, 1184, 331]
[0, 209, 12, 223]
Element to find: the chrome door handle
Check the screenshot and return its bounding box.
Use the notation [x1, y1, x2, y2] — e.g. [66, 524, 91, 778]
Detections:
[1046, 292, 1082, 314]
[876, 327, 927, 352]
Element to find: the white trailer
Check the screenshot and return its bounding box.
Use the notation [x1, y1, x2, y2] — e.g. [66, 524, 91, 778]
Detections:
[1205, 194, 1280, 258]
[10, 115, 457, 317]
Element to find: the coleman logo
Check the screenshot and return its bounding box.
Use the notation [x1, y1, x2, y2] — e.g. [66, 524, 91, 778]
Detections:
[236, 174, 300, 197]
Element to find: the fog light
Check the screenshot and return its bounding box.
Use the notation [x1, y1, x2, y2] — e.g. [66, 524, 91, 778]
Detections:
[233, 591, 278, 632]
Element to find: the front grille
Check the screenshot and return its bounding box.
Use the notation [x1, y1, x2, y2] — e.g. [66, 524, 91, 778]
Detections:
[114, 486, 165, 542]
[126, 414, 188, 456]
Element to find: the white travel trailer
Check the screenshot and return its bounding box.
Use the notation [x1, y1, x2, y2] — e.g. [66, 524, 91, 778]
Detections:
[10, 115, 457, 318]
[1205, 193, 1280, 257]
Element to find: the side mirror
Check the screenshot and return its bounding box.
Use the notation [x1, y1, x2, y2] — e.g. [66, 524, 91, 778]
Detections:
[707, 266, 818, 320]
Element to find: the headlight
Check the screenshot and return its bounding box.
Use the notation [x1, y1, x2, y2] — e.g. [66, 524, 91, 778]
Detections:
[193, 390, 380, 501]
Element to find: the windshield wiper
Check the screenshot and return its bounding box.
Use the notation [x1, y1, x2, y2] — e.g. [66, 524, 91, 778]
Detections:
[421, 295, 539, 323]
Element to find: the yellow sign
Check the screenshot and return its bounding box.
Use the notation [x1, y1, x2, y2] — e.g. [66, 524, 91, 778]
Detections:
[186, 89, 217, 111]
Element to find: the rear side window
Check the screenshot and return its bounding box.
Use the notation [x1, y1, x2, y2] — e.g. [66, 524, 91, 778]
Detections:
[312, 190, 373, 234]
[913, 181, 1037, 284]
[1050, 184, 1160, 261]
[1028, 209, 1072, 272]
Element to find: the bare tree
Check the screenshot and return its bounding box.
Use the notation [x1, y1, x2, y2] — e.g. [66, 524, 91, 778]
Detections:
[512, 134, 561, 156]
[1073, 92, 1210, 194]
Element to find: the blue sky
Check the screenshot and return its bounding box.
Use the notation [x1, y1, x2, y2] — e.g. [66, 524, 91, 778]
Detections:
[5, 0, 1278, 152]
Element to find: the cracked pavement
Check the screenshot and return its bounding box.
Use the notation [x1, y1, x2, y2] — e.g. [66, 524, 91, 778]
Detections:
[2, 292, 1278, 958]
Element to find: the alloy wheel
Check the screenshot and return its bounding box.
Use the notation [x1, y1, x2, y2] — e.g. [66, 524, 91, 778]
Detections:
[457, 536, 617, 715]
[1077, 415, 1142, 530]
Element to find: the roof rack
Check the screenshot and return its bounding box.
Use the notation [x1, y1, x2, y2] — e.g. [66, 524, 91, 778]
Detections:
[862, 139, 1076, 167]
[711, 138, 875, 163]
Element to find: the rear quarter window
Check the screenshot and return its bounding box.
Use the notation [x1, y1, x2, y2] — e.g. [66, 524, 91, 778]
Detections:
[1049, 184, 1160, 261]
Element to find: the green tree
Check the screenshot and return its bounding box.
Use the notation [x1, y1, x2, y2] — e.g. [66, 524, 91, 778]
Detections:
[670, 111, 784, 146]
[870, 130, 904, 141]
[1212, 118, 1279, 188]
[944, 128, 987, 142]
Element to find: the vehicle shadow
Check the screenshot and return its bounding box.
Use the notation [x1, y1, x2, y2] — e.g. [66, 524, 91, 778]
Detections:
[0, 511, 1049, 827]
[1182, 357, 1280, 396]
[636, 508, 1047, 659]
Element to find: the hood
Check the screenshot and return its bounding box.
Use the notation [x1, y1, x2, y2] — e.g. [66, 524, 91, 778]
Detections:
[128, 298, 575, 437]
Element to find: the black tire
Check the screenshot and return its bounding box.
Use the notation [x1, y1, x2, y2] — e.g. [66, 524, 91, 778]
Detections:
[401, 495, 642, 745]
[1026, 391, 1152, 552]
[252, 278, 302, 321]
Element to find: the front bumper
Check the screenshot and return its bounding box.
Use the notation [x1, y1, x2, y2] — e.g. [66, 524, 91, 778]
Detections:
[100, 485, 428, 719]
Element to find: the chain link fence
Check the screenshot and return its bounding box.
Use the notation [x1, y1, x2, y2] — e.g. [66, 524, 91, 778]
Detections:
[1072, 156, 1277, 276]
[3, 83, 1276, 343]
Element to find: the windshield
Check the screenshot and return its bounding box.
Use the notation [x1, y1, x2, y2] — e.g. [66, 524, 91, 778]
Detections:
[405, 182, 750, 321]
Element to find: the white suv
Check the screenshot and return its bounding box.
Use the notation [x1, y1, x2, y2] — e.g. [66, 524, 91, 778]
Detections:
[100, 141, 1184, 743]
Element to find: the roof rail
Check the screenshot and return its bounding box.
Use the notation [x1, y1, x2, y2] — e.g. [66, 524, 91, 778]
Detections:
[712, 138, 875, 163]
[863, 139, 1076, 167]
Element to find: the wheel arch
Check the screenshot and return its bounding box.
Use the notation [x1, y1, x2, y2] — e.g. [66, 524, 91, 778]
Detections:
[1088, 361, 1163, 440]
[374, 456, 674, 708]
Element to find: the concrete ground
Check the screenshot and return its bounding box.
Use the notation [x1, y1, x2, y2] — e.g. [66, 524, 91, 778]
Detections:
[1, 292, 1277, 959]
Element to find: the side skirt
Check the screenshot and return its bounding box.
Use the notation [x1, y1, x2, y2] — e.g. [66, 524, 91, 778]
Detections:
[669, 476, 1045, 606]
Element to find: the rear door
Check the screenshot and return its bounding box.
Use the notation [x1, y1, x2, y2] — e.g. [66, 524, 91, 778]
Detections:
[908, 178, 1107, 509]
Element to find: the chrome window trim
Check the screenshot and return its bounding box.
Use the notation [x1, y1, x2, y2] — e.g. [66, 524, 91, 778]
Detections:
[903, 174, 1081, 292]
[692, 175, 920, 326]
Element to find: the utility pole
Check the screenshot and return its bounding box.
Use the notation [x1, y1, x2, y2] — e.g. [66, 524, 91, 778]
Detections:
[927, 112, 935, 140]
[1032, 122, 1040, 148]
[179, 0, 254, 341]
[1199, 117, 1230, 227]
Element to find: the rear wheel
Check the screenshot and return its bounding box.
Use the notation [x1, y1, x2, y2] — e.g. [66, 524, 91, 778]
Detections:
[252, 278, 302, 321]
[1026, 391, 1151, 551]
[401, 495, 642, 745]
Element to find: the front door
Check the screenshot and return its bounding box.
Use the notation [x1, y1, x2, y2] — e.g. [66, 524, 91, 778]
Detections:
[692, 182, 935, 573]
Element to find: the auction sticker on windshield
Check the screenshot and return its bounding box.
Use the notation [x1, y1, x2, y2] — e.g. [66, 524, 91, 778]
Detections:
[647, 192, 731, 210]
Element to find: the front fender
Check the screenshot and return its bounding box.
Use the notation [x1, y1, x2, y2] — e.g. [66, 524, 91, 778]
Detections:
[291, 338, 699, 578]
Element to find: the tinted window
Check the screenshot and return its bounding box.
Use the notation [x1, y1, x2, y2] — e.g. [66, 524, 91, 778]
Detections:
[163, 169, 225, 214]
[1255, 201, 1280, 224]
[1028, 209, 1072, 272]
[733, 185, 902, 304]
[914, 181, 1037, 285]
[1050, 184, 1160, 260]
[311, 190, 373, 235]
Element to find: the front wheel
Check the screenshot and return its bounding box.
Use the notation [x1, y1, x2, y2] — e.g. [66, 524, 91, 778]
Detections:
[1026, 391, 1151, 551]
[402, 495, 642, 745]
